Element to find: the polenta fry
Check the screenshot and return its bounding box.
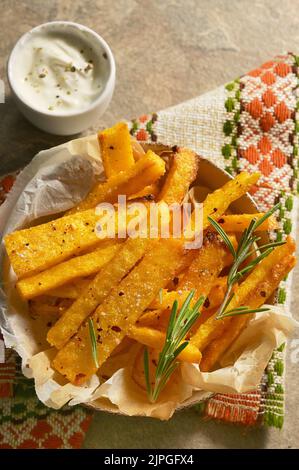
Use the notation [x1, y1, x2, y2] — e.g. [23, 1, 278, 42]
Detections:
[200, 171, 261, 231]
[128, 326, 201, 363]
[4, 208, 106, 278]
[17, 240, 121, 300]
[137, 309, 166, 328]
[178, 232, 234, 294]
[158, 148, 198, 204]
[99, 122, 135, 178]
[199, 316, 248, 372]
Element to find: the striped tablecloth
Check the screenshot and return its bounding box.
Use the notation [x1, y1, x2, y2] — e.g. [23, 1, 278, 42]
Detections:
[0, 53, 298, 447]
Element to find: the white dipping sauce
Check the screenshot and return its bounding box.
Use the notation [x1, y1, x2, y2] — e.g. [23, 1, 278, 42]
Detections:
[12, 29, 107, 114]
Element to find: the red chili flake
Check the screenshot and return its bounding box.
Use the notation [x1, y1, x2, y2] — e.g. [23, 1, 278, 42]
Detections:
[111, 326, 121, 332]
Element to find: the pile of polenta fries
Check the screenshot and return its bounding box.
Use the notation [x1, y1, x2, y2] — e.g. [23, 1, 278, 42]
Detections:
[3, 122, 296, 402]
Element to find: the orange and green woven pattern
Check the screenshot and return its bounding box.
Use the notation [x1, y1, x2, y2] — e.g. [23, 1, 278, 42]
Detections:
[0, 175, 92, 449]
[0, 353, 92, 448]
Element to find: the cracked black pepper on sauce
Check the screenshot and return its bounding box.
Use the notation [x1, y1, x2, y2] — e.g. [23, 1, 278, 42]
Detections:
[13, 29, 106, 113]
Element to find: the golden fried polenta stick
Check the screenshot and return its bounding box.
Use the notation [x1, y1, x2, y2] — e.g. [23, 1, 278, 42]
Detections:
[191, 171, 261, 233]
[4, 209, 108, 278]
[99, 122, 135, 178]
[128, 326, 201, 363]
[17, 241, 121, 300]
[158, 148, 198, 204]
[178, 233, 234, 294]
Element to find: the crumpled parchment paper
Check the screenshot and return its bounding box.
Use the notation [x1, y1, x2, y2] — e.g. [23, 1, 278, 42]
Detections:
[0, 134, 297, 420]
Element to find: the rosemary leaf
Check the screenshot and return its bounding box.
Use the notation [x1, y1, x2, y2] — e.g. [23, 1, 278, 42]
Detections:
[238, 248, 274, 276]
[151, 362, 179, 403]
[221, 307, 270, 318]
[88, 318, 99, 368]
[166, 299, 178, 339]
[208, 216, 236, 257]
[221, 292, 235, 313]
[243, 240, 285, 261]
[251, 203, 281, 231]
[253, 241, 286, 251]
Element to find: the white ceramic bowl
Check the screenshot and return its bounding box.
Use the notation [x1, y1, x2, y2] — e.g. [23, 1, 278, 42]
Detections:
[7, 21, 116, 135]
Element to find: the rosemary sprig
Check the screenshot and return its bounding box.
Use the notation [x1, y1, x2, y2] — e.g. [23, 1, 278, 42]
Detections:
[88, 318, 99, 368]
[208, 203, 284, 319]
[144, 290, 205, 403]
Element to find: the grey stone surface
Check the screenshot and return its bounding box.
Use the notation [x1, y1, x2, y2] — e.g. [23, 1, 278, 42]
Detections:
[0, 0, 298, 449]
